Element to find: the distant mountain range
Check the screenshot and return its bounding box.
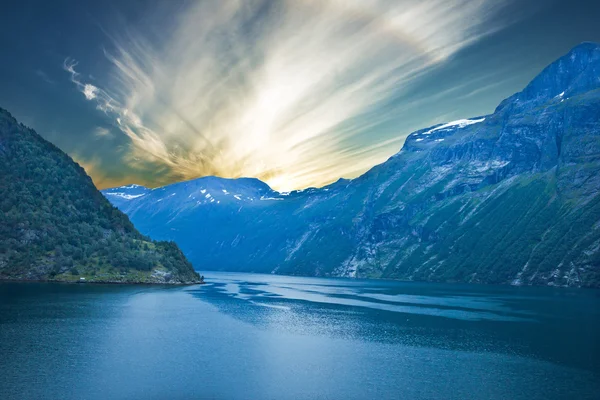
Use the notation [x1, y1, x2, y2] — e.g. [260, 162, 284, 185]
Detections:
[104, 42, 600, 288]
[0, 109, 201, 284]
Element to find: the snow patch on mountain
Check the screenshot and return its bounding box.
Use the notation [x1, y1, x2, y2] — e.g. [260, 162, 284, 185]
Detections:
[420, 118, 485, 136]
[105, 192, 146, 200]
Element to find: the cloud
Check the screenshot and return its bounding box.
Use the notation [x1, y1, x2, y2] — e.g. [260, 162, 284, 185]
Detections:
[83, 84, 99, 100]
[35, 69, 55, 85]
[65, 0, 514, 191]
[93, 126, 113, 138]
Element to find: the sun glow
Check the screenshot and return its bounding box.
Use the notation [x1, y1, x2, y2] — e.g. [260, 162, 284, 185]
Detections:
[66, 0, 510, 191]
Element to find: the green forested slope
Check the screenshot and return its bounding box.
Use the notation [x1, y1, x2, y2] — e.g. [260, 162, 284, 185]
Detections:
[0, 108, 201, 283]
[383, 172, 600, 286]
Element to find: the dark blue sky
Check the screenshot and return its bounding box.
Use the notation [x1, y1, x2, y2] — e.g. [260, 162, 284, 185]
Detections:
[1, 0, 599, 190]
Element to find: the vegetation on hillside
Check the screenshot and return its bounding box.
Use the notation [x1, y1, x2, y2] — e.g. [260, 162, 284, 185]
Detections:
[0, 108, 201, 283]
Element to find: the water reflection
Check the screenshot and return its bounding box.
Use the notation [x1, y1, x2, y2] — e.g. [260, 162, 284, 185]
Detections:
[1, 277, 599, 400]
[193, 274, 532, 321]
[188, 272, 600, 372]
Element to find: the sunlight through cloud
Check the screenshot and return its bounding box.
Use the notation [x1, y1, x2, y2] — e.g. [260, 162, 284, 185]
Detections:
[65, 0, 511, 191]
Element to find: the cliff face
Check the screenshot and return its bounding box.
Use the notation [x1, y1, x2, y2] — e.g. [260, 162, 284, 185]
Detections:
[105, 43, 600, 287]
[0, 109, 201, 284]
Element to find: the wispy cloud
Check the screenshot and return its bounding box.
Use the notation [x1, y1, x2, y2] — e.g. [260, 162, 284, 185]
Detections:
[35, 69, 56, 85]
[66, 0, 514, 191]
[93, 126, 113, 139]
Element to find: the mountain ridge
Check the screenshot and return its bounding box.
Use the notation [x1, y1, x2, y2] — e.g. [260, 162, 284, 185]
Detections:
[104, 42, 600, 287]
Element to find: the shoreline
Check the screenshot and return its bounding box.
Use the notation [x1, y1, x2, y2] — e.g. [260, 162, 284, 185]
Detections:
[0, 277, 205, 286]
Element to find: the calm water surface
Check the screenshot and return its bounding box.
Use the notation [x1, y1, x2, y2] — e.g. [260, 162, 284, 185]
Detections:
[0, 272, 599, 399]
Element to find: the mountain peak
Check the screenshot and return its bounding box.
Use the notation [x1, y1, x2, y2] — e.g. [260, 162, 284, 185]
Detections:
[569, 41, 600, 53]
[496, 42, 600, 113]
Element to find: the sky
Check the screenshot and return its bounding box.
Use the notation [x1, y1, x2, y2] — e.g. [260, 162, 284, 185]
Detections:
[1, 0, 599, 191]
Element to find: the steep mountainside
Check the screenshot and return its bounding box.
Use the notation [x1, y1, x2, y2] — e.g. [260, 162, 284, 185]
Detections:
[0, 109, 201, 284]
[104, 43, 600, 287]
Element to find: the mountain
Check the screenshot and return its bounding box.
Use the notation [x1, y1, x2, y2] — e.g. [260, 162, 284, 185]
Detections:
[0, 109, 202, 284]
[104, 43, 600, 288]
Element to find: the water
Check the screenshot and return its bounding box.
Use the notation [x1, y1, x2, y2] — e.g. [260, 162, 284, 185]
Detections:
[0, 272, 599, 400]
